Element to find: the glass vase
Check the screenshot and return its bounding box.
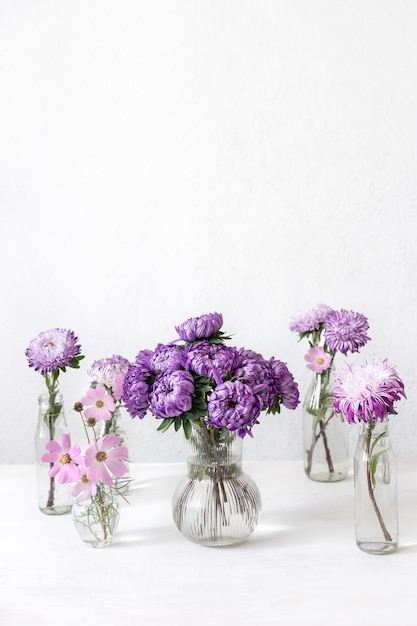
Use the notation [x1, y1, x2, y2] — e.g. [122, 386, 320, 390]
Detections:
[303, 365, 349, 482]
[72, 484, 120, 548]
[34, 392, 72, 515]
[99, 404, 130, 494]
[172, 423, 261, 547]
[354, 419, 398, 555]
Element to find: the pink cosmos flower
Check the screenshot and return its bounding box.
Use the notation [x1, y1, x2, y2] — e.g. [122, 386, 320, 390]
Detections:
[41, 433, 83, 483]
[304, 346, 333, 374]
[71, 464, 98, 499]
[81, 385, 115, 421]
[84, 435, 128, 487]
[112, 372, 125, 401]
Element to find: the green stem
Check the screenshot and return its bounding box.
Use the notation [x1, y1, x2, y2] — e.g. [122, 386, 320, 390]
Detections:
[364, 426, 392, 543]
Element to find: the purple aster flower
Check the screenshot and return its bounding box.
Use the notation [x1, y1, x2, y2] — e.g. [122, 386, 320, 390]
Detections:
[122, 354, 154, 419]
[207, 380, 263, 438]
[87, 354, 131, 388]
[331, 358, 406, 424]
[186, 341, 238, 379]
[150, 369, 195, 419]
[267, 358, 300, 411]
[289, 304, 334, 333]
[175, 312, 223, 342]
[324, 309, 370, 355]
[233, 349, 273, 405]
[25, 328, 83, 375]
[149, 343, 185, 374]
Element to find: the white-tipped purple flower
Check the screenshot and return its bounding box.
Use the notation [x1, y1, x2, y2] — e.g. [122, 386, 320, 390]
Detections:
[289, 304, 334, 333]
[25, 328, 83, 375]
[324, 309, 370, 355]
[87, 354, 130, 388]
[331, 358, 406, 424]
[175, 312, 223, 342]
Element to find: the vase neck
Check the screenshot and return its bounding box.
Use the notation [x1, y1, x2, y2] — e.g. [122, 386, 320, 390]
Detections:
[359, 419, 390, 438]
[187, 423, 242, 477]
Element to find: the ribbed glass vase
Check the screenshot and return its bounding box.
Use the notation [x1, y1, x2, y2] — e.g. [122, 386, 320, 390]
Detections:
[172, 423, 261, 547]
[354, 419, 398, 555]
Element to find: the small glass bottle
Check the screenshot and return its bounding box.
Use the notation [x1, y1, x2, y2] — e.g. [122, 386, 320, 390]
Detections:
[34, 392, 72, 515]
[72, 484, 120, 548]
[354, 419, 398, 555]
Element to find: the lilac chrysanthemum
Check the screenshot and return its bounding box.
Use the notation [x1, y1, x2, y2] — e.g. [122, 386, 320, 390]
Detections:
[122, 351, 154, 419]
[289, 304, 334, 333]
[207, 380, 263, 438]
[233, 349, 272, 406]
[267, 358, 300, 410]
[87, 354, 131, 387]
[175, 312, 223, 342]
[25, 328, 82, 375]
[324, 309, 370, 355]
[331, 358, 406, 424]
[186, 341, 238, 379]
[149, 343, 185, 374]
[150, 369, 195, 419]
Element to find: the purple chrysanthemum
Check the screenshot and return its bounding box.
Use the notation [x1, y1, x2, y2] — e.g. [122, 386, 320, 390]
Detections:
[186, 341, 238, 379]
[149, 343, 185, 374]
[324, 309, 370, 355]
[207, 380, 263, 438]
[233, 349, 272, 406]
[175, 312, 223, 342]
[25, 328, 82, 375]
[122, 353, 154, 419]
[150, 369, 195, 419]
[87, 354, 131, 387]
[331, 358, 406, 424]
[289, 304, 334, 333]
[267, 358, 300, 410]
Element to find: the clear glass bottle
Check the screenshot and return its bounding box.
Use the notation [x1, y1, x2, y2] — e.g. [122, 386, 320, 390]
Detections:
[172, 424, 261, 547]
[354, 419, 398, 554]
[303, 365, 349, 482]
[34, 392, 72, 515]
[72, 484, 120, 548]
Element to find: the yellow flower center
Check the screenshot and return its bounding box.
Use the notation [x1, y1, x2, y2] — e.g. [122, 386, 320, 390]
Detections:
[96, 451, 107, 462]
[316, 357, 325, 365]
[95, 400, 104, 408]
[81, 473, 90, 484]
[59, 453, 71, 465]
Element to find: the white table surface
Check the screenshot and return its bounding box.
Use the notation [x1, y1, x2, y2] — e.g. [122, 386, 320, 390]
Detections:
[1, 460, 417, 626]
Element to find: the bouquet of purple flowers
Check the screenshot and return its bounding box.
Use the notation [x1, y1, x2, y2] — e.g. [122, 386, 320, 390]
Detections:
[122, 312, 299, 439]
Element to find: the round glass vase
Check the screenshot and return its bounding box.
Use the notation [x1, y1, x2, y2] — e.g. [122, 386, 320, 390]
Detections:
[72, 484, 120, 548]
[354, 419, 398, 555]
[99, 404, 130, 494]
[34, 392, 72, 515]
[303, 365, 349, 482]
[172, 423, 261, 547]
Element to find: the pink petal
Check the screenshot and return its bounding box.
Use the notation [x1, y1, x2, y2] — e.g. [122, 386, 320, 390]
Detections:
[105, 458, 126, 477]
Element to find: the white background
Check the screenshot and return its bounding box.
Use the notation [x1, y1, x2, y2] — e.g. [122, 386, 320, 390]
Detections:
[1, 0, 416, 463]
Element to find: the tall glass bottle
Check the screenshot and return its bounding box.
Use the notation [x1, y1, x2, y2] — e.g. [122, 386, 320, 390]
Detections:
[34, 392, 72, 515]
[354, 419, 398, 555]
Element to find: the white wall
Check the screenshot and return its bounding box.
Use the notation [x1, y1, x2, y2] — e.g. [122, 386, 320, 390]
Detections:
[1, 0, 416, 463]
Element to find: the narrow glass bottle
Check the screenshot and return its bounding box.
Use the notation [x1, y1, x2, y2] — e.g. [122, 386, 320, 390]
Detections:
[34, 392, 72, 515]
[354, 419, 398, 555]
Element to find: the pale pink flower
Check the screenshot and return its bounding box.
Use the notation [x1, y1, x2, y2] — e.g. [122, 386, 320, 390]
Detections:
[112, 372, 125, 401]
[304, 346, 333, 374]
[85, 435, 128, 487]
[41, 434, 83, 483]
[81, 385, 115, 422]
[71, 464, 98, 499]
